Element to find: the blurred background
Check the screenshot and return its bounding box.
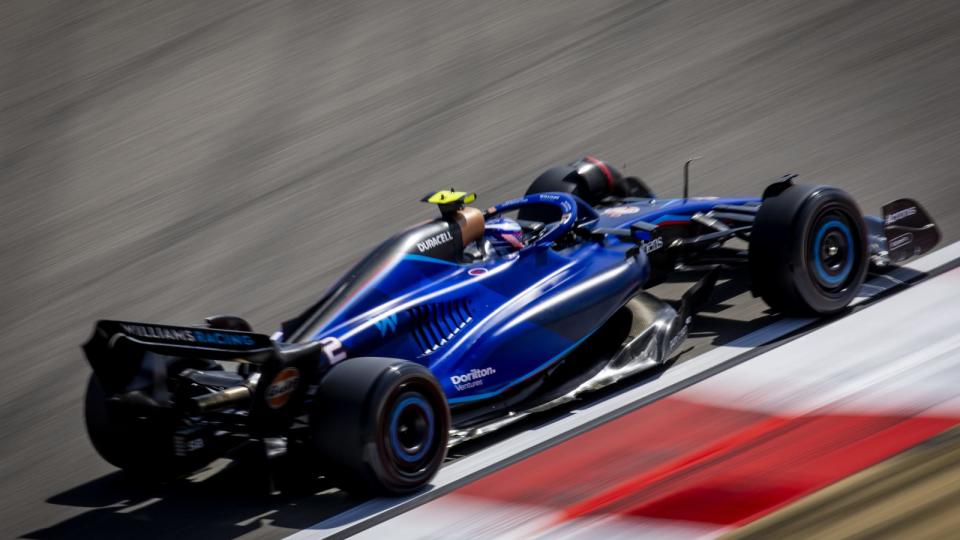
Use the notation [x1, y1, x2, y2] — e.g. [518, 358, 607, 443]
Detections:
[2, 0, 960, 538]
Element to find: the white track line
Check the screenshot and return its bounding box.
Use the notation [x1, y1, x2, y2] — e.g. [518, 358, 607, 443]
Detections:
[287, 241, 960, 539]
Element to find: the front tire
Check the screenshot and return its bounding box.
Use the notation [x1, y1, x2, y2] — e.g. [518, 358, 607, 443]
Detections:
[309, 357, 449, 496]
[749, 183, 868, 315]
[519, 158, 654, 222]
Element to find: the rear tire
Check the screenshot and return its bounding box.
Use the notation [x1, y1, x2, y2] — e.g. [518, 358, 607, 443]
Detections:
[309, 357, 449, 496]
[749, 183, 868, 315]
[84, 374, 206, 479]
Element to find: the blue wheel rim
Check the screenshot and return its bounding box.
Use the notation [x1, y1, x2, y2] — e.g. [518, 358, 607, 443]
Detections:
[812, 219, 854, 286]
[389, 395, 434, 464]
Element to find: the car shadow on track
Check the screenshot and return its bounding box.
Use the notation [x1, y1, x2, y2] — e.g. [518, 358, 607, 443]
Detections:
[669, 262, 932, 353]
[655, 266, 782, 347]
[25, 461, 365, 540]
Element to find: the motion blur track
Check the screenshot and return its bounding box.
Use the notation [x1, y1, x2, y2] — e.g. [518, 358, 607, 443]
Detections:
[3, 1, 960, 539]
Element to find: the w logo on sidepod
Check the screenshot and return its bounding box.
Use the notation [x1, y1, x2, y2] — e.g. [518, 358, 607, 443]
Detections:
[375, 313, 398, 337]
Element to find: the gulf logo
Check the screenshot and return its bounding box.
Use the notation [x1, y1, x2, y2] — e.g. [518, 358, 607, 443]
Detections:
[265, 367, 300, 409]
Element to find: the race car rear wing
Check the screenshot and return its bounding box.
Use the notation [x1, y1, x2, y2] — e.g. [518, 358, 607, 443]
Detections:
[85, 320, 276, 360]
[83, 320, 277, 394]
[84, 319, 335, 433]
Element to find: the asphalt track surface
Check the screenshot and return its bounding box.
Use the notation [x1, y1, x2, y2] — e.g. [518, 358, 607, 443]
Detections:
[2, 1, 960, 539]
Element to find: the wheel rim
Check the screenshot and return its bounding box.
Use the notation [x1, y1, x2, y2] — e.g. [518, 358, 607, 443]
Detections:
[387, 393, 435, 466]
[809, 212, 857, 292]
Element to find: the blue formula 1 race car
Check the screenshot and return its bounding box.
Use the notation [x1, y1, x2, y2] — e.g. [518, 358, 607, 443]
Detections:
[83, 156, 940, 495]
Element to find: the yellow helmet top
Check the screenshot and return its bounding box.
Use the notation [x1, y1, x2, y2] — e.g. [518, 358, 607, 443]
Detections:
[422, 189, 476, 216]
[423, 190, 476, 205]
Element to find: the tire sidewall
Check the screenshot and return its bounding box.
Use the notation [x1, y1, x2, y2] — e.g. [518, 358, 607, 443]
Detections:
[790, 188, 868, 313]
[310, 358, 449, 496]
[363, 366, 448, 493]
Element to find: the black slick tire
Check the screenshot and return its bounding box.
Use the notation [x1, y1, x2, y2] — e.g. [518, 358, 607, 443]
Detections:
[749, 183, 868, 315]
[84, 374, 205, 480]
[519, 160, 654, 222]
[309, 357, 449, 496]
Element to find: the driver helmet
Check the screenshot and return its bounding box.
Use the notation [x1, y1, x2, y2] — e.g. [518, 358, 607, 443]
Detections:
[484, 217, 524, 255]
